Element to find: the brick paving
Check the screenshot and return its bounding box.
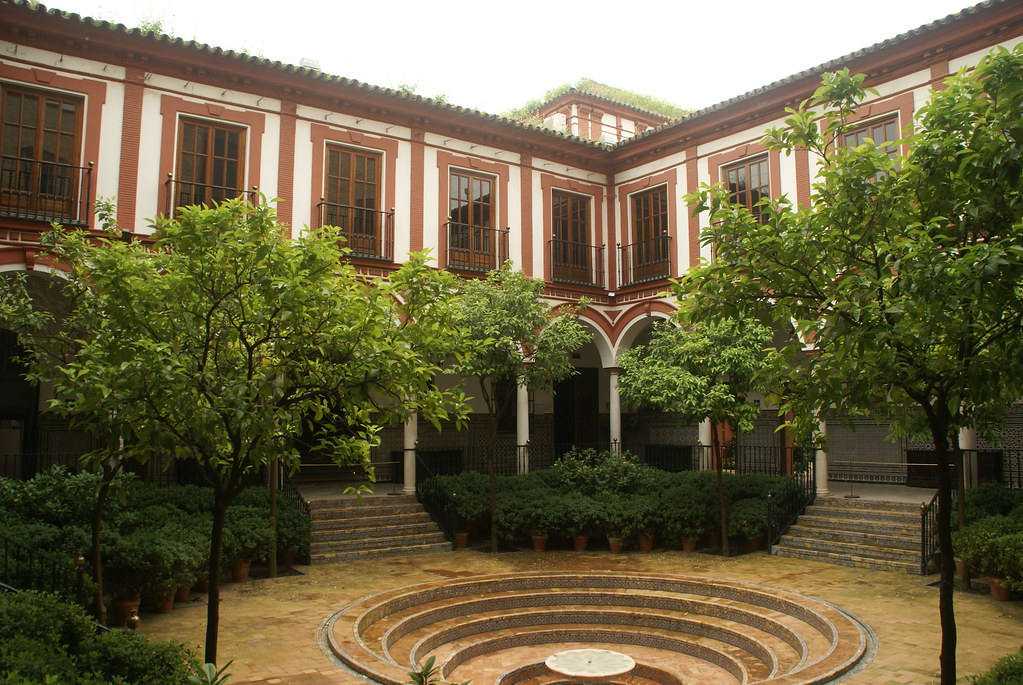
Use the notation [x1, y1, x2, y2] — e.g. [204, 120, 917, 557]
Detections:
[138, 548, 1023, 684]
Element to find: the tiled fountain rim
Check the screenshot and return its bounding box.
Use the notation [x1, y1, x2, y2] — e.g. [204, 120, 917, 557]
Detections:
[381, 590, 806, 659]
[323, 571, 876, 685]
[497, 660, 686, 685]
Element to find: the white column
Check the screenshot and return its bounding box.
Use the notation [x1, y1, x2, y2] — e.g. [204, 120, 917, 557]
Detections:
[959, 426, 978, 489]
[607, 367, 622, 452]
[815, 419, 830, 497]
[402, 412, 418, 495]
[698, 419, 713, 470]
[516, 384, 530, 474]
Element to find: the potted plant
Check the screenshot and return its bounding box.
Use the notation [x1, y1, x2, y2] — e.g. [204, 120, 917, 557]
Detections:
[660, 485, 710, 552]
[729, 497, 769, 551]
[520, 494, 559, 551]
[595, 494, 629, 553]
[277, 499, 311, 565]
[559, 494, 599, 551]
[103, 532, 171, 625]
[952, 514, 1018, 595]
[622, 494, 661, 552]
[223, 506, 273, 581]
[445, 472, 488, 547]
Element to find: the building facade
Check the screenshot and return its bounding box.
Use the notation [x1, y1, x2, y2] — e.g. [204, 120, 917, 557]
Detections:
[2, 0, 1023, 488]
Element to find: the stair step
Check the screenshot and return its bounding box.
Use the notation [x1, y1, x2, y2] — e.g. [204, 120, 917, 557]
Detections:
[310, 503, 426, 520]
[812, 497, 923, 513]
[312, 532, 449, 552]
[786, 525, 917, 550]
[311, 521, 441, 540]
[778, 535, 918, 563]
[772, 545, 921, 574]
[310, 511, 434, 530]
[803, 504, 919, 524]
[310, 541, 452, 562]
[796, 514, 918, 536]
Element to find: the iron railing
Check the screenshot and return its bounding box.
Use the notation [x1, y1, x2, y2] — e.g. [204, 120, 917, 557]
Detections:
[163, 176, 258, 217]
[316, 201, 394, 261]
[445, 222, 508, 273]
[549, 239, 605, 288]
[0, 531, 88, 606]
[0, 155, 92, 226]
[618, 234, 671, 286]
[766, 457, 816, 552]
[0, 452, 87, 481]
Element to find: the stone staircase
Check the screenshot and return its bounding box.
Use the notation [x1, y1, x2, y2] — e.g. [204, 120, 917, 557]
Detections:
[307, 493, 451, 563]
[772, 497, 924, 574]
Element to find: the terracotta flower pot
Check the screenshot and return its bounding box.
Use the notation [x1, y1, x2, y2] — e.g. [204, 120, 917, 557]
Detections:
[110, 598, 140, 628]
[704, 530, 721, 549]
[454, 531, 470, 549]
[155, 594, 175, 613]
[988, 576, 1012, 601]
[231, 561, 251, 582]
[608, 536, 624, 553]
[679, 536, 698, 553]
[531, 534, 548, 552]
[175, 585, 191, 603]
[637, 534, 655, 553]
[746, 535, 764, 552]
[280, 548, 297, 566]
[572, 534, 589, 552]
[194, 576, 209, 593]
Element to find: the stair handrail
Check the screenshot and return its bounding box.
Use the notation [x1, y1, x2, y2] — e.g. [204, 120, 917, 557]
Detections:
[920, 490, 941, 575]
[766, 451, 816, 554]
[0, 531, 89, 607]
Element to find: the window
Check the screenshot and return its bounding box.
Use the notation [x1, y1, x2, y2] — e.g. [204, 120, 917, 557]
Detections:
[173, 118, 246, 209]
[724, 155, 770, 224]
[551, 190, 595, 285]
[623, 186, 670, 284]
[447, 169, 501, 272]
[1, 84, 87, 224]
[322, 145, 388, 259]
[842, 115, 901, 178]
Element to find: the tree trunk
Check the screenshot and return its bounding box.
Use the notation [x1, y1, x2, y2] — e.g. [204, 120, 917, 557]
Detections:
[488, 413, 499, 554]
[927, 410, 956, 685]
[91, 468, 114, 625]
[712, 423, 729, 556]
[204, 494, 228, 665]
[269, 459, 278, 579]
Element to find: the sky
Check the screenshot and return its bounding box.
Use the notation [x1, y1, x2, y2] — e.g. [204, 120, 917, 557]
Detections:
[43, 0, 982, 116]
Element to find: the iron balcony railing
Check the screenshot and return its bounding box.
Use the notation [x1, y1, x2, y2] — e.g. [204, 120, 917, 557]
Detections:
[549, 239, 605, 288]
[0, 155, 92, 226]
[316, 200, 394, 261]
[766, 457, 816, 552]
[1, 531, 88, 606]
[163, 175, 258, 217]
[618, 234, 671, 286]
[445, 222, 508, 273]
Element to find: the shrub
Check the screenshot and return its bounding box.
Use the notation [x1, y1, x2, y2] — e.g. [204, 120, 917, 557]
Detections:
[952, 515, 1019, 576]
[103, 530, 174, 601]
[558, 493, 600, 537]
[961, 483, 1023, 525]
[0, 590, 198, 684]
[969, 647, 1023, 684]
[729, 498, 769, 540]
[550, 448, 643, 495]
[660, 484, 712, 539]
[222, 505, 274, 566]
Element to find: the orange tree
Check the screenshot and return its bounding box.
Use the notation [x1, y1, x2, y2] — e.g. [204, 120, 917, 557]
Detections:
[681, 47, 1023, 684]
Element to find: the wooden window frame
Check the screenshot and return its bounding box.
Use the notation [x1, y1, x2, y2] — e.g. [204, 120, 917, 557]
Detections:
[173, 116, 247, 208]
[722, 154, 771, 224]
[1, 82, 85, 221]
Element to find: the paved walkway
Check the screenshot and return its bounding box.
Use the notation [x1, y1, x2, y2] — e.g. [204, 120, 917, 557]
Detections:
[138, 547, 1023, 685]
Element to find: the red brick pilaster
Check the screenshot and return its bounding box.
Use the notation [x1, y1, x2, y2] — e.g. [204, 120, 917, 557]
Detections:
[409, 129, 425, 253]
[685, 147, 700, 269]
[519, 155, 533, 276]
[276, 99, 297, 228]
[117, 65, 145, 231]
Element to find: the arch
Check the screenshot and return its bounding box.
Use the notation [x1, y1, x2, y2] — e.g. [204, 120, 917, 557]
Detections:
[612, 301, 676, 357]
[575, 309, 614, 368]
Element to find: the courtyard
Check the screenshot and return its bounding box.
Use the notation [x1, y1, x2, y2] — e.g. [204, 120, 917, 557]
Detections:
[139, 546, 1023, 685]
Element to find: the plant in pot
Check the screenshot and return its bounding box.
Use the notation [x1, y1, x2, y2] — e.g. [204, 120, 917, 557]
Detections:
[595, 494, 629, 553]
[445, 472, 489, 548]
[623, 494, 661, 552]
[277, 499, 311, 565]
[728, 497, 769, 552]
[952, 514, 1018, 596]
[519, 494, 559, 551]
[660, 485, 709, 552]
[222, 506, 273, 582]
[103, 531, 171, 626]
[990, 531, 1023, 599]
[560, 494, 600, 552]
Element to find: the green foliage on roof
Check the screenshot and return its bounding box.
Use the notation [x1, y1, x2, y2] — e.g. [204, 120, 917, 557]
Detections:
[503, 78, 689, 126]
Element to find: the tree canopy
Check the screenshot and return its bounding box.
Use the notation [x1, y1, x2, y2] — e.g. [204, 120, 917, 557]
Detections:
[1, 198, 469, 663]
[681, 45, 1023, 684]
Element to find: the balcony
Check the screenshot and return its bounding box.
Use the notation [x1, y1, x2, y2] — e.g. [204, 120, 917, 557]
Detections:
[549, 239, 605, 288]
[445, 222, 508, 273]
[317, 201, 394, 262]
[163, 176, 257, 218]
[618, 234, 671, 287]
[0, 155, 92, 226]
